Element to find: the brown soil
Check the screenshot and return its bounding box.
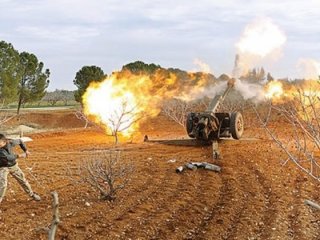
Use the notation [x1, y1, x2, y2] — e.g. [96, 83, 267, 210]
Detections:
[0, 110, 319, 240]
[4, 110, 86, 129]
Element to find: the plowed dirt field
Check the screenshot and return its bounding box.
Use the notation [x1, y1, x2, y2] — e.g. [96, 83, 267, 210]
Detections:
[0, 110, 319, 239]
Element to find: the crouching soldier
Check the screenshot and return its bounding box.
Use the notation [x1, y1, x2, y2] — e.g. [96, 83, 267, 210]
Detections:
[0, 133, 40, 203]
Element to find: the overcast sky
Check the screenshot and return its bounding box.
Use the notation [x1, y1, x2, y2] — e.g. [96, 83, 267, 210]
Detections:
[0, 0, 319, 90]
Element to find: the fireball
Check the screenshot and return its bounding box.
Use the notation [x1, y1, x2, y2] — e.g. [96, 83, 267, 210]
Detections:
[264, 80, 284, 99]
[82, 75, 141, 136]
[81, 69, 214, 138]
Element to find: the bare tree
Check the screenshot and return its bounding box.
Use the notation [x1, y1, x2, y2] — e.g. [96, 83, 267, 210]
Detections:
[162, 97, 249, 129]
[42, 89, 75, 106]
[75, 108, 90, 128]
[0, 101, 15, 125]
[42, 90, 62, 106]
[78, 100, 141, 143]
[162, 98, 194, 128]
[59, 90, 75, 106]
[107, 100, 141, 144]
[197, 96, 211, 111]
[218, 98, 248, 113]
[254, 87, 320, 181]
[79, 151, 134, 201]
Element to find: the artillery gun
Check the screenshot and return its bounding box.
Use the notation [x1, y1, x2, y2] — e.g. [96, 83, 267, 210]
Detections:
[186, 79, 244, 144]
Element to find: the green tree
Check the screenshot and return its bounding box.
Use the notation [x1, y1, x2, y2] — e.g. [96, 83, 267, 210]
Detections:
[122, 61, 161, 74]
[256, 67, 266, 82]
[42, 89, 75, 106]
[240, 67, 266, 83]
[0, 41, 21, 104]
[267, 72, 274, 81]
[73, 66, 105, 103]
[218, 73, 231, 81]
[17, 52, 50, 114]
[60, 90, 75, 106]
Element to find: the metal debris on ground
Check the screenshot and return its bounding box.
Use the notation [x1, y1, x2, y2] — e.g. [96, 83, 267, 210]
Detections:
[305, 199, 320, 210]
[167, 159, 176, 163]
[176, 162, 221, 173]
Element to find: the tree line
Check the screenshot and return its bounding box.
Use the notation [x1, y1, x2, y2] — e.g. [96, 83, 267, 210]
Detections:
[72, 61, 277, 105]
[1, 39, 278, 112]
[42, 89, 75, 106]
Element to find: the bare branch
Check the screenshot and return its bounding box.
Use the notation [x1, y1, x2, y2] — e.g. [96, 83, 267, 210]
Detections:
[76, 151, 134, 201]
[162, 98, 194, 127]
[253, 85, 320, 181]
[0, 100, 16, 125]
[75, 109, 90, 128]
[106, 99, 142, 144]
[48, 191, 60, 240]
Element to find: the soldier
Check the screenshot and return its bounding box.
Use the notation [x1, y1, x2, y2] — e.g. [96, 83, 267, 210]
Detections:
[0, 133, 40, 203]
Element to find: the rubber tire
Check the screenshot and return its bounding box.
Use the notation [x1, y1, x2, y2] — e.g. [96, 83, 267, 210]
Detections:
[230, 112, 244, 140]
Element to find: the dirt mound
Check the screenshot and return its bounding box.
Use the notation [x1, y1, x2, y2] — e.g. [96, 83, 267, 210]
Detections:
[4, 110, 86, 130]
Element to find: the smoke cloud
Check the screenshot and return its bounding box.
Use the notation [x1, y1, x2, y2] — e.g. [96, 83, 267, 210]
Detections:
[297, 58, 320, 80]
[233, 17, 287, 78]
[227, 18, 287, 102]
[234, 79, 264, 101]
[189, 81, 227, 100]
[236, 17, 286, 58]
[193, 58, 212, 74]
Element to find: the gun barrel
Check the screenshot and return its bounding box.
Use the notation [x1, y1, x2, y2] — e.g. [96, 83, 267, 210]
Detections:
[206, 79, 235, 113]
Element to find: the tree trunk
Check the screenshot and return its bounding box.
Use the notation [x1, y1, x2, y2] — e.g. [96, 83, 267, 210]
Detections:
[17, 96, 22, 115]
[48, 191, 60, 240]
[114, 133, 118, 144]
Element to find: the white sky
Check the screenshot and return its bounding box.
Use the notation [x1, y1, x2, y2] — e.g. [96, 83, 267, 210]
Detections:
[0, 0, 319, 90]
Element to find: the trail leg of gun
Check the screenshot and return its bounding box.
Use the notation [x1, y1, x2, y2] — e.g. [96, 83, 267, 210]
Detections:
[212, 140, 220, 159]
